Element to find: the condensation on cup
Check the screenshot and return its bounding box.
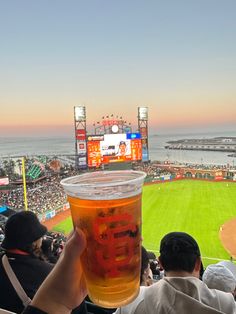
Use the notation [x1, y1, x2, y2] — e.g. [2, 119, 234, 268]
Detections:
[61, 170, 146, 308]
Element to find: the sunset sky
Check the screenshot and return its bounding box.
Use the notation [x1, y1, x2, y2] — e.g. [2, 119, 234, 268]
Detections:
[0, 0, 235, 136]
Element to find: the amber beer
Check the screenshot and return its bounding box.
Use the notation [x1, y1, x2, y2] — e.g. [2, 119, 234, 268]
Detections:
[61, 171, 146, 308]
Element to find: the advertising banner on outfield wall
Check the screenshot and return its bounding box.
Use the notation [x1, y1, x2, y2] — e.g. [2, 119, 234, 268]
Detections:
[0, 177, 9, 186]
[45, 210, 55, 220]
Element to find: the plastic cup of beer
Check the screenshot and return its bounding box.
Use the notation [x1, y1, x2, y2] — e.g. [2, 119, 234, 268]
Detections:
[61, 170, 146, 308]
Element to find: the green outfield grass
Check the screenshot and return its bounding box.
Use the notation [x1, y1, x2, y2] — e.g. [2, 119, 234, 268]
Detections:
[53, 180, 236, 266]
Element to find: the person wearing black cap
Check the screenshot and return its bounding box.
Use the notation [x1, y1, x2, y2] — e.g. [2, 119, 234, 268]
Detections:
[134, 232, 236, 314]
[0, 211, 53, 313]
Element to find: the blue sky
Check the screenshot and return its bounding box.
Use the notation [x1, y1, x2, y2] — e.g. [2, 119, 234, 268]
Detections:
[0, 0, 235, 136]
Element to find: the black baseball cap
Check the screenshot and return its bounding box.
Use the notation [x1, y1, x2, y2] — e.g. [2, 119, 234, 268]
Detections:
[2, 211, 47, 250]
[160, 232, 200, 256]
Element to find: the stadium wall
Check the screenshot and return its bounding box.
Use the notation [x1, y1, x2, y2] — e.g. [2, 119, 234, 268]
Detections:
[38, 202, 70, 222]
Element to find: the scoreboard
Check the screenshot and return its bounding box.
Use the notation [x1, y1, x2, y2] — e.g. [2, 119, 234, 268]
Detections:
[87, 133, 142, 168]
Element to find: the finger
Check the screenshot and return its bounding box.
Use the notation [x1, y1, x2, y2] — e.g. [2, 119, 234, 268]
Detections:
[62, 227, 86, 261]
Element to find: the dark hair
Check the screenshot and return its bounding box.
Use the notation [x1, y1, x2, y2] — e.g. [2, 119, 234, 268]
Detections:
[159, 232, 200, 273]
[17, 242, 46, 261]
[147, 251, 156, 261]
[199, 261, 204, 280]
[150, 260, 160, 276]
[41, 237, 58, 263]
[41, 238, 53, 255]
[119, 141, 126, 146]
[140, 246, 150, 284]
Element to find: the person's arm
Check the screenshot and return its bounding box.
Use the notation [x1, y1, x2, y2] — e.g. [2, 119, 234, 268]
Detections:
[23, 228, 87, 314]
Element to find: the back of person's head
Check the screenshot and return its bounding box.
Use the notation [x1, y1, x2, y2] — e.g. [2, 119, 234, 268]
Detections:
[203, 262, 236, 293]
[1, 210, 47, 254]
[159, 231, 200, 273]
[140, 246, 150, 285]
[41, 237, 59, 263]
[147, 251, 161, 279]
[41, 237, 53, 255]
[147, 251, 156, 261]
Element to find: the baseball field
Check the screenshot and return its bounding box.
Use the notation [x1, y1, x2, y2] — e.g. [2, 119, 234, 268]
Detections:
[52, 180, 236, 266]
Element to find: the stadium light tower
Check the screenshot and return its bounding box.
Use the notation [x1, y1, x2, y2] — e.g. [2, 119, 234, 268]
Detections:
[138, 106, 149, 162]
[74, 106, 87, 170]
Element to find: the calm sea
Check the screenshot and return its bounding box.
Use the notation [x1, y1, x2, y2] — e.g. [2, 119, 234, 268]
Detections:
[0, 131, 235, 166]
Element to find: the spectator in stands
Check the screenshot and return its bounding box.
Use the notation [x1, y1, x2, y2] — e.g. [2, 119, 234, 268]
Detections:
[140, 246, 153, 286]
[21, 231, 236, 314]
[0, 211, 53, 313]
[203, 261, 236, 297]
[41, 237, 58, 264]
[147, 251, 156, 261]
[113, 246, 152, 314]
[134, 232, 236, 314]
[39, 232, 67, 263]
[22, 228, 88, 314]
[149, 259, 162, 282]
[0, 212, 88, 314]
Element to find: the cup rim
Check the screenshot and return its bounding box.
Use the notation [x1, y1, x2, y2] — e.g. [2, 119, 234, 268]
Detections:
[60, 170, 146, 188]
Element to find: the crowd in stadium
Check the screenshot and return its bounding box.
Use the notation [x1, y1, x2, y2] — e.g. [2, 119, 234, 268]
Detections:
[0, 156, 235, 313]
[133, 162, 173, 177]
[0, 210, 236, 314]
[0, 175, 67, 214]
[1, 159, 235, 216]
[0, 162, 171, 215]
[179, 162, 233, 170]
[133, 160, 235, 174]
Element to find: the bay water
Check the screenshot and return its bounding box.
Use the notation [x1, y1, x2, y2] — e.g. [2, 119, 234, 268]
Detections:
[0, 131, 235, 166]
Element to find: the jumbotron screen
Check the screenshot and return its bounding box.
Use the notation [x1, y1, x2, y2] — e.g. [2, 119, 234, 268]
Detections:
[87, 133, 142, 167]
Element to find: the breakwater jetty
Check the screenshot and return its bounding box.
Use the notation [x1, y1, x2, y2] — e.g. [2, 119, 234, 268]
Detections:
[165, 137, 236, 153]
